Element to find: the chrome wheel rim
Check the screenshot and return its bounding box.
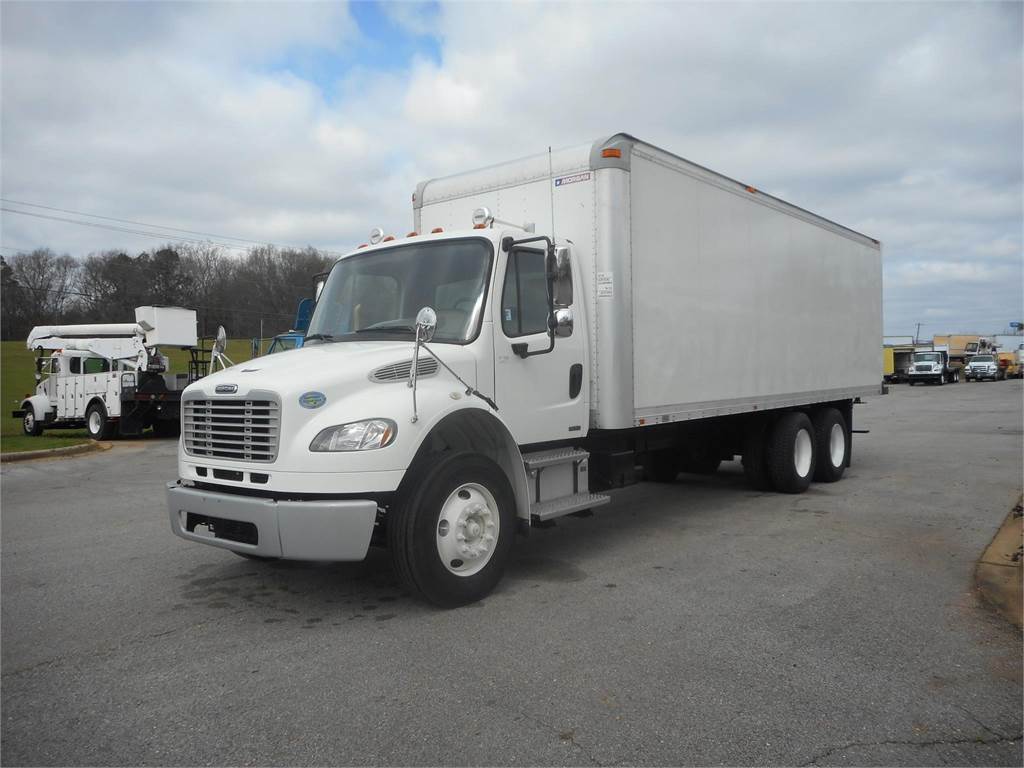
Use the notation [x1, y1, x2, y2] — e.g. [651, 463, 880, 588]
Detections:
[23, 412, 34, 432]
[794, 428, 813, 478]
[88, 410, 101, 435]
[436, 482, 499, 577]
[829, 423, 845, 468]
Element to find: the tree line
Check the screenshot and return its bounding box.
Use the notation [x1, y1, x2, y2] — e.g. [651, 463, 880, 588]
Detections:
[1, 243, 334, 342]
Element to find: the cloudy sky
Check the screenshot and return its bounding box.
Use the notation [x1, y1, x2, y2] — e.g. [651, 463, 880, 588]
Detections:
[2, 1, 1021, 336]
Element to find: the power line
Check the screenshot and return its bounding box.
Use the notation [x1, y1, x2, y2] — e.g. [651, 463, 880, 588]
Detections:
[1, 200, 346, 257]
[2, 198, 280, 247]
[1, 207, 261, 253]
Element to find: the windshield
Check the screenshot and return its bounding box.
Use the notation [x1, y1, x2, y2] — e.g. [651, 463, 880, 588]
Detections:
[971, 355, 994, 363]
[306, 239, 492, 344]
[914, 353, 941, 363]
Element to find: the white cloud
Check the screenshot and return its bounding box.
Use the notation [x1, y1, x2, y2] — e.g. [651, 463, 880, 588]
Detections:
[1, 0, 1021, 334]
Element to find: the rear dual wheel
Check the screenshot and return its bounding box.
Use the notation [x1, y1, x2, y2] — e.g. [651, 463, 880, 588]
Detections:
[86, 403, 116, 440]
[742, 408, 848, 493]
[768, 412, 816, 494]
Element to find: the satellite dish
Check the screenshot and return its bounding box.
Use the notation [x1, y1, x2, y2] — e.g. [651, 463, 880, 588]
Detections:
[213, 326, 227, 355]
[210, 326, 233, 373]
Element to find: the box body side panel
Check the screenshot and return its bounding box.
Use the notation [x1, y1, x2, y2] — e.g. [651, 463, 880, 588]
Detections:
[628, 150, 883, 420]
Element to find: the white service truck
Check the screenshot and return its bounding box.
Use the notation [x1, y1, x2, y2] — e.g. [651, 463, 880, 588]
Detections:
[17, 306, 201, 439]
[167, 134, 883, 606]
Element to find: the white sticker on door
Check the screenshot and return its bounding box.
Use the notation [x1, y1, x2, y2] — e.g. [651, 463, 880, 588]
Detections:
[597, 271, 614, 298]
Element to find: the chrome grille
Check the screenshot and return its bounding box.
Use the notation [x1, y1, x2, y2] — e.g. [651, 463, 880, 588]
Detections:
[183, 398, 280, 462]
[370, 358, 439, 383]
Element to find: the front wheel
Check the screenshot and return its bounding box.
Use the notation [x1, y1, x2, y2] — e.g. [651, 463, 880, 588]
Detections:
[22, 407, 44, 436]
[389, 452, 516, 607]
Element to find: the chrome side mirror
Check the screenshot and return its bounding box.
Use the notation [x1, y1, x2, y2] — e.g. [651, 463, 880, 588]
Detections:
[554, 307, 574, 338]
[415, 306, 437, 343]
[553, 246, 573, 308]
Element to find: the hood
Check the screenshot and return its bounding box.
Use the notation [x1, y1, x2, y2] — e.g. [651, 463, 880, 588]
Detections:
[187, 341, 477, 401]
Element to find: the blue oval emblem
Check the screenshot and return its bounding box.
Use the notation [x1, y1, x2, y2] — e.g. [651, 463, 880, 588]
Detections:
[298, 391, 326, 409]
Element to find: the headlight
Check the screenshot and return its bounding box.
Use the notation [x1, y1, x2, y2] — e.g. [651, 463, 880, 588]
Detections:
[309, 418, 397, 452]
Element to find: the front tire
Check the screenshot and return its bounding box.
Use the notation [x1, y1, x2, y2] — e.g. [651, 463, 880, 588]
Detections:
[768, 411, 816, 494]
[22, 406, 44, 436]
[389, 452, 516, 607]
[811, 408, 847, 483]
[86, 402, 115, 440]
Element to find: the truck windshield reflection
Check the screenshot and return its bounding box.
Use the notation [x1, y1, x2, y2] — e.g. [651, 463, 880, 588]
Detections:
[306, 239, 492, 344]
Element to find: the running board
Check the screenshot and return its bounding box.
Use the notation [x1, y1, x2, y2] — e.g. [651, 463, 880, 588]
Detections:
[522, 447, 589, 470]
[531, 492, 610, 522]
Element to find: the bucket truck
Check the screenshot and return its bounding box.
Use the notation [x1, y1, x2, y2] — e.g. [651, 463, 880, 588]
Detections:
[14, 306, 207, 439]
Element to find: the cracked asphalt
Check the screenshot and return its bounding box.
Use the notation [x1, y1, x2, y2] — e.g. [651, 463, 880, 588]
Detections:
[2, 382, 1022, 766]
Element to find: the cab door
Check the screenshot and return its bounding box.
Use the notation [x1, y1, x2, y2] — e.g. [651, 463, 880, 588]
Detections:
[491, 244, 587, 445]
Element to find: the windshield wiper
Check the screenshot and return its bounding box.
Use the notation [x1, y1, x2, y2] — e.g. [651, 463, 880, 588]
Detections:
[304, 333, 336, 343]
[353, 326, 415, 334]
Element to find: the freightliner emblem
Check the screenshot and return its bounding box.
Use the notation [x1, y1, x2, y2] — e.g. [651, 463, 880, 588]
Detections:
[299, 391, 326, 409]
[215, 384, 238, 394]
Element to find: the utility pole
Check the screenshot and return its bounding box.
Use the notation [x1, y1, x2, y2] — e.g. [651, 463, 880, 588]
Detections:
[915, 322, 921, 345]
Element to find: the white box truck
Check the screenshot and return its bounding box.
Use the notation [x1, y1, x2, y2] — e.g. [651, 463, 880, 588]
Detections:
[167, 133, 883, 606]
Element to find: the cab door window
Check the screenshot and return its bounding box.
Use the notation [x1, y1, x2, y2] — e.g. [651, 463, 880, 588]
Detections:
[501, 249, 549, 337]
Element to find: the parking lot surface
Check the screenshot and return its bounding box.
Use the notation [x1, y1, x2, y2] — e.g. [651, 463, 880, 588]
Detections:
[2, 382, 1022, 766]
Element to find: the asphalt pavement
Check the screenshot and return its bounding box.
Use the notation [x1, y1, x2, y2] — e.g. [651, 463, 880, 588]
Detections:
[2, 381, 1022, 766]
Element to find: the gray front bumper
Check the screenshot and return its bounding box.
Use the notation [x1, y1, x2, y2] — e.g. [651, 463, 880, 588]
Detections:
[166, 482, 377, 561]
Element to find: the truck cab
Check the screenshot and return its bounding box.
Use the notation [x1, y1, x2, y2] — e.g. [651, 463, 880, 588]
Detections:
[965, 354, 1002, 382]
[908, 349, 959, 385]
[266, 331, 305, 355]
[168, 220, 586, 604]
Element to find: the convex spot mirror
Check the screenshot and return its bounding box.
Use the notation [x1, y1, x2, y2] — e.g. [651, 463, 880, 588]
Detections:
[415, 306, 437, 343]
[554, 307, 574, 338]
[552, 246, 573, 308]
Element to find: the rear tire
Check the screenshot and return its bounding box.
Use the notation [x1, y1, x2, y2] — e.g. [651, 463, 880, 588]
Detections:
[679, 456, 720, 475]
[388, 452, 516, 607]
[86, 402, 115, 440]
[645, 449, 681, 482]
[811, 408, 847, 483]
[768, 411, 816, 494]
[742, 419, 774, 491]
[153, 419, 180, 438]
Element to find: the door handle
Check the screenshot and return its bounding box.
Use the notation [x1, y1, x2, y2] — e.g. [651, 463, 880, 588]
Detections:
[569, 364, 583, 398]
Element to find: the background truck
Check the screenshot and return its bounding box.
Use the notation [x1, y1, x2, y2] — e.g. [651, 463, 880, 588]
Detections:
[883, 336, 916, 383]
[908, 346, 959, 385]
[167, 133, 883, 606]
[993, 334, 1024, 379]
[932, 334, 991, 371]
[16, 306, 201, 439]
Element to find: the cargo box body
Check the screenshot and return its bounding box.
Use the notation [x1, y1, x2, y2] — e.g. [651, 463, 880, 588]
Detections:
[415, 133, 882, 432]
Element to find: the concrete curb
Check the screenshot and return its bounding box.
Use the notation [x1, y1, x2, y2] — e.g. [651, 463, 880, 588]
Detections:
[975, 498, 1023, 629]
[0, 440, 112, 463]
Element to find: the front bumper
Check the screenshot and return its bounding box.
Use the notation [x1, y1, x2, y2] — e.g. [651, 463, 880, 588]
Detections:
[166, 482, 377, 561]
